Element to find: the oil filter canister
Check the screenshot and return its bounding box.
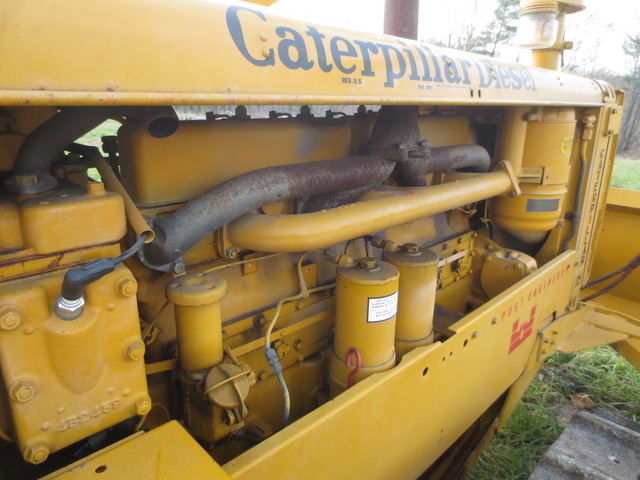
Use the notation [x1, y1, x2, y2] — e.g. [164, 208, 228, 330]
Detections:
[329, 258, 399, 396]
[383, 244, 438, 360]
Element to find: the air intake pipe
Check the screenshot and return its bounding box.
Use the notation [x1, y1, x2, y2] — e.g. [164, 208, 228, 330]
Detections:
[6, 106, 179, 194]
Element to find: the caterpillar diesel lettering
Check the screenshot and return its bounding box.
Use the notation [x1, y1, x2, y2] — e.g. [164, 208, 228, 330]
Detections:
[0, 0, 638, 478]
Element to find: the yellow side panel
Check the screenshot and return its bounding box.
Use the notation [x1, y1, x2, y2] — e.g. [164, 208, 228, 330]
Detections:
[44, 421, 232, 480]
[585, 188, 640, 311]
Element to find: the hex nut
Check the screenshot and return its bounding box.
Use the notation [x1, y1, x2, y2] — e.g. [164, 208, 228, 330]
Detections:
[23, 444, 49, 464]
[358, 257, 377, 269]
[134, 397, 152, 416]
[10, 382, 35, 403]
[126, 343, 145, 360]
[0, 307, 22, 331]
[117, 277, 137, 297]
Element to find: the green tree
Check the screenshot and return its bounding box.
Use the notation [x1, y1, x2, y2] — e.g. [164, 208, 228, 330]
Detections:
[476, 0, 520, 56]
[619, 33, 640, 155]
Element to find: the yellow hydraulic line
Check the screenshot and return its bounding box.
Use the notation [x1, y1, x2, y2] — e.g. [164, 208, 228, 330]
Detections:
[91, 155, 155, 242]
[227, 170, 515, 252]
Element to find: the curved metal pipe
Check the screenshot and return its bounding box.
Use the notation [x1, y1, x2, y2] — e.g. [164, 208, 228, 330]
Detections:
[395, 145, 491, 186]
[8, 106, 178, 193]
[227, 171, 514, 253]
[298, 183, 379, 213]
[142, 155, 395, 269]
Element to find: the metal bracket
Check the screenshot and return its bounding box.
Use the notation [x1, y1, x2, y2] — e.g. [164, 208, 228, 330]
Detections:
[494, 160, 521, 198]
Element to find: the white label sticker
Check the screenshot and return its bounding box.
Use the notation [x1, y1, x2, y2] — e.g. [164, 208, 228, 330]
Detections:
[367, 291, 398, 323]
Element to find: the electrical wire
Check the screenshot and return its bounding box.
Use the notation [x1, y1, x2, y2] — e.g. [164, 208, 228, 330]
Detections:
[204, 252, 283, 273]
[142, 300, 169, 345]
[263, 250, 334, 429]
[581, 252, 640, 302]
[115, 231, 148, 263]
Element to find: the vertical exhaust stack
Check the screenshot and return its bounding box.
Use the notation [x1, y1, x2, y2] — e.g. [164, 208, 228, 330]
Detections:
[384, 0, 419, 40]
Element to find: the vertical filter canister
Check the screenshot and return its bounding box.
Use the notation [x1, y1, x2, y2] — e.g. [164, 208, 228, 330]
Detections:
[165, 271, 227, 371]
[329, 258, 399, 396]
[383, 244, 438, 360]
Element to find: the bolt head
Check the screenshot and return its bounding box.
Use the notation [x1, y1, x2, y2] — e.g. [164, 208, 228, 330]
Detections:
[134, 397, 152, 416]
[10, 382, 35, 403]
[87, 181, 106, 195]
[225, 247, 238, 259]
[0, 307, 22, 330]
[358, 257, 377, 270]
[14, 174, 38, 187]
[401, 243, 420, 254]
[117, 277, 137, 297]
[23, 444, 49, 464]
[126, 342, 145, 360]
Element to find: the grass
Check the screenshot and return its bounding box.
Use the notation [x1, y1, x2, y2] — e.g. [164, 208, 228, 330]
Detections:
[77, 119, 121, 152]
[610, 156, 640, 190]
[466, 346, 640, 479]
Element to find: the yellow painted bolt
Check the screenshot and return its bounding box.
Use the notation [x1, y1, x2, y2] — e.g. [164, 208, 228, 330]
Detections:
[117, 277, 137, 297]
[87, 181, 106, 195]
[258, 371, 267, 381]
[23, 444, 49, 464]
[294, 340, 304, 350]
[11, 382, 35, 403]
[134, 397, 152, 416]
[126, 343, 145, 360]
[0, 307, 21, 331]
[358, 257, 377, 269]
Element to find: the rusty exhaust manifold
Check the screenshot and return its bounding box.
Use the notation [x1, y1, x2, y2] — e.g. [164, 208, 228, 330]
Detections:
[142, 154, 395, 269]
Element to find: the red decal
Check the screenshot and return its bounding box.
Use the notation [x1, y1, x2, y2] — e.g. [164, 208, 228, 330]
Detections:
[508, 305, 537, 354]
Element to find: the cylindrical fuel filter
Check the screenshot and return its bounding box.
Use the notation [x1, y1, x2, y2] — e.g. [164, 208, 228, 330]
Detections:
[329, 258, 399, 397]
[166, 271, 227, 371]
[383, 244, 438, 360]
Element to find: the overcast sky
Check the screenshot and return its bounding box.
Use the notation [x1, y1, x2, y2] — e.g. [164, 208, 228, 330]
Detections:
[269, 0, 640, 73]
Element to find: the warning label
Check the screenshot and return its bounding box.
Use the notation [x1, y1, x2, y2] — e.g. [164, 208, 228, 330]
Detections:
[367, 291, 398, 323]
